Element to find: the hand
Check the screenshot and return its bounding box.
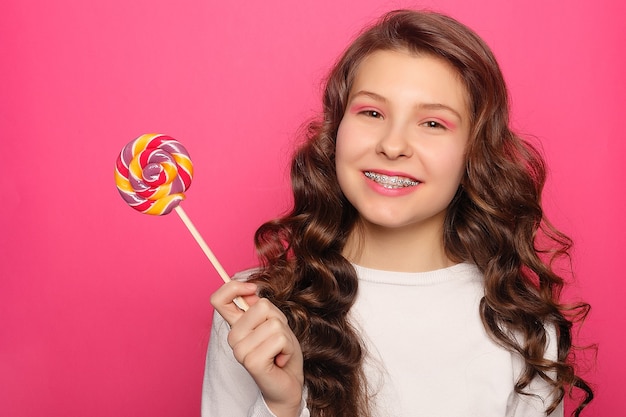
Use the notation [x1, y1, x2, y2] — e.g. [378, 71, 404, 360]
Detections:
[210, 281, 305, 417]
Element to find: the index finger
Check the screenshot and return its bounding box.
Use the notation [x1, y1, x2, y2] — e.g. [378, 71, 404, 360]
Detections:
[210, 280, 258, 325]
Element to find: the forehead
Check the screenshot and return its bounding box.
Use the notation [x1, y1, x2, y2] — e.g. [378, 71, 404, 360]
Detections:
[350, 49, 470, 117]
[352, 48, 465, 88]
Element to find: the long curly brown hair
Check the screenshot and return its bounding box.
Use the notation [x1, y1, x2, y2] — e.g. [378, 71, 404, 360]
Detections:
[250, 9, 593, 417]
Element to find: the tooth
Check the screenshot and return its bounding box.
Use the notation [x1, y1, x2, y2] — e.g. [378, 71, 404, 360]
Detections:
[364, 172, 418, 188]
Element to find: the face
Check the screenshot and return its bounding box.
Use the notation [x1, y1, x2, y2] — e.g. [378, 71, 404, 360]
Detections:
[335, 49, 470, 235]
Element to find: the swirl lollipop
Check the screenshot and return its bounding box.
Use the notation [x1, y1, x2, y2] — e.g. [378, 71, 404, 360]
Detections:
[115, 133, 248, 310]
[115, 133, 192, 215]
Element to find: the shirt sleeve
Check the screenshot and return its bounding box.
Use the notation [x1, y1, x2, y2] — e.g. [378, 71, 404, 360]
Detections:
[506, 324, 564, 417]
[201, 310, 310, 417]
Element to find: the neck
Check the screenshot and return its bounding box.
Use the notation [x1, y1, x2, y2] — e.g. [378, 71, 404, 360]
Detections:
[343, 217, 454, 273]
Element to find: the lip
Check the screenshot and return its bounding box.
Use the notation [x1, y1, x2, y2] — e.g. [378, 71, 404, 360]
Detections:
[362, 170, 421, 196]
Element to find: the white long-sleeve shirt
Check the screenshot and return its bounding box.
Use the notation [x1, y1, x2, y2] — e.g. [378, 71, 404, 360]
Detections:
[201, 262, 562, 417]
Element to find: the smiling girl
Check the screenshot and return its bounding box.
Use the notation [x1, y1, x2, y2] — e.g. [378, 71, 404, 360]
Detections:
[202, 10, 592, 417]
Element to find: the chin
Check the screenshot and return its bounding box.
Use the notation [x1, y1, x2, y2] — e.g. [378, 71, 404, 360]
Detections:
[358, 210, 447, 233]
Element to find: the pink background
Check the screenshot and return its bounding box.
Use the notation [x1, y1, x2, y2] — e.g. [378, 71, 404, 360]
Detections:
[1, 0, 624, 415]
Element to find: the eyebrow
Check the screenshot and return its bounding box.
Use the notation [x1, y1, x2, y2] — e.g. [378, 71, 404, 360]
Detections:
[349, 90, 388, 104]
[349, 90, 464, 122]
[419, 103, 463, 121]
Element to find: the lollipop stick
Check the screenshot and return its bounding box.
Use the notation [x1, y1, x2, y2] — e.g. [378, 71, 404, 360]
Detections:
[174, 205, 249, 311]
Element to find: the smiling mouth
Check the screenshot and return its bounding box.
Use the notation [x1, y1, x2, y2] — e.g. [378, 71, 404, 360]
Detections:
[364, 171, 420, 189]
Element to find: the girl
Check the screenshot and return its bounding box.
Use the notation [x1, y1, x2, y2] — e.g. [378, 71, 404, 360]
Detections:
[202, 10, 592, 417]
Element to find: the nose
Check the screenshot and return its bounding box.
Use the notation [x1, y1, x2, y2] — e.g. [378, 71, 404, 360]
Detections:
[375, 124, 412, 159]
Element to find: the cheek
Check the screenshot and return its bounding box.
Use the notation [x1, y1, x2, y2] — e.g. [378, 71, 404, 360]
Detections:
[335, 118, 371, 161]
[335, 120, 349, 154]
[334, 121, 357, 195]
[335, 121, 353, 170]
[422, 143, 467, 183]
[334, 123, 346, 174]
[446, 148, 467, 177]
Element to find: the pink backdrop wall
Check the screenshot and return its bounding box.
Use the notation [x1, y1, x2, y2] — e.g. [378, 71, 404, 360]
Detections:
[1, 0, 623, 415]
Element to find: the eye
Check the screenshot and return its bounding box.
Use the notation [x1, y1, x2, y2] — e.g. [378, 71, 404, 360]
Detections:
[360, 110, 383, 119]
[422, 120, 446, 129]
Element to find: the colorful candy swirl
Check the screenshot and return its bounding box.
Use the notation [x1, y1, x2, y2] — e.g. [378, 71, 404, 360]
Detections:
[115, 133, 193, 215]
